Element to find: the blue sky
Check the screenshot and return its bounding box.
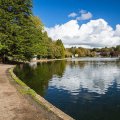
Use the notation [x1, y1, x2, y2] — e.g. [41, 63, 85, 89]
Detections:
[32, 0, 120, 48]
[33, 0, 120, 28]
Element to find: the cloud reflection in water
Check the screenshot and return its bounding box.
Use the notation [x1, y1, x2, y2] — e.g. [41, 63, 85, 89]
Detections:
[49, 61, 120, 95]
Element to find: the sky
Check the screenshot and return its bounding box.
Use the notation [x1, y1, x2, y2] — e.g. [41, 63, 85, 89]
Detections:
[33, 0, 120, 48]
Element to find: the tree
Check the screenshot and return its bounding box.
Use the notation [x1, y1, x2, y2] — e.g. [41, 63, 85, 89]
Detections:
[0, 0, 37, 62]
[30, 16, 44, 31]
[30, 17, 66, 59]
[55, 39, 65, 58]
[0, 0, 66, 62]
[115, 45, 120, 52]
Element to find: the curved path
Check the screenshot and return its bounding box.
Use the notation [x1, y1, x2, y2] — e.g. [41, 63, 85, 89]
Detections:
[0, 64, 62, 120]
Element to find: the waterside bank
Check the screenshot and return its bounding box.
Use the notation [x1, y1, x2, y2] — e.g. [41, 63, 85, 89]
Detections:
[0, 64, 74, 120]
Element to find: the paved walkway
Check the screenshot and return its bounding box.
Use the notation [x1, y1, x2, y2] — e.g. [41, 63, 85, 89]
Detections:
[0, 64, 61, 120]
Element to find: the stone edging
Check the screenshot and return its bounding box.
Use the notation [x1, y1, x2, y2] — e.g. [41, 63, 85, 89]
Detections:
[9, 67, 74, 120]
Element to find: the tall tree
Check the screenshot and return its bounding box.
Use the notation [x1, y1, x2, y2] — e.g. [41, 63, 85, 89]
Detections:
[55, 39, 65, 58]
[0, 0, 36, 62]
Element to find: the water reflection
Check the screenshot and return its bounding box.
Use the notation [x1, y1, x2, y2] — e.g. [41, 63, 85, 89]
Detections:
[14, 61, 66, 96]
[50, 61, 120, 95]
[14, 58, 120, 120]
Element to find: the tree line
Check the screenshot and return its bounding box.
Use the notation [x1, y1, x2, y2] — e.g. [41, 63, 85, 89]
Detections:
[65, 45, 120, 57]
[92, 45, 120, 57]
[0, 0, 65, 63]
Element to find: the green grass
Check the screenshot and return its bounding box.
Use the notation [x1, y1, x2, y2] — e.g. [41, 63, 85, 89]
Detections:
[9, 67, 36, 98]
[9, 68, 26, 87]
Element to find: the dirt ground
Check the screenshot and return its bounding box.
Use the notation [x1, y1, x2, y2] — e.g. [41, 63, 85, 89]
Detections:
[0, 64, 62, 120]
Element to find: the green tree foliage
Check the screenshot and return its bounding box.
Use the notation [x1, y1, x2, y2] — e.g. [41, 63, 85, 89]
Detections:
[65, 50, 72, 58]
[30, 16, 44, 31]
[67, 47, 96, 57]
[92, 46, 120, 57]
[0, 0, 37, 62]
[66, 45, 120, 58]
[47, 40, 65, 59]
[30, 16, 65, 59]
[30, 16, 49, 58]
[115, 45, 120, 52]
[55, 39, 65, 58]
[0, 0, 65, 62]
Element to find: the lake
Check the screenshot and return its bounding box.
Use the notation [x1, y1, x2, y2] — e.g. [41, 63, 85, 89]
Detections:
[14, 58, 120, 120]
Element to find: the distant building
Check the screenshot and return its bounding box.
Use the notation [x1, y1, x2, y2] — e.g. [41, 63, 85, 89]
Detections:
[31, 55, 37, 61]
[72, 55, 74, 58]
[75, 54, 79, 57]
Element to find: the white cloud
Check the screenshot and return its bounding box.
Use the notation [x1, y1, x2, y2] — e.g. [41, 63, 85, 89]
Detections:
[68, 12, 77, 18]
[79, 9, 87, 14]
[115, 24, 120, 37]
[68, 9, 92, 21]
[45, 19, 120, 48]
[77, 11, 93, 21]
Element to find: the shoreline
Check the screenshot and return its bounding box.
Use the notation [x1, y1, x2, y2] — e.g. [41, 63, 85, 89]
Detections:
[30, 57, 120, 63]
[9, 65, 74, 120]
[30, 58, 68, 62]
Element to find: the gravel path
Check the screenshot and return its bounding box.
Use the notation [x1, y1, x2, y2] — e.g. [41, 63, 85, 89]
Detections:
[0, 64, 61, 120]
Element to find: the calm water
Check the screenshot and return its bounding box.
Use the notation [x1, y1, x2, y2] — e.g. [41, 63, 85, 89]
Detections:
[14, 58, 120, 120]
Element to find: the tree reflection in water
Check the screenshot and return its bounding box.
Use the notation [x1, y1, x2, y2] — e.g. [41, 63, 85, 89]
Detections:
[14, 60, 66, 96]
